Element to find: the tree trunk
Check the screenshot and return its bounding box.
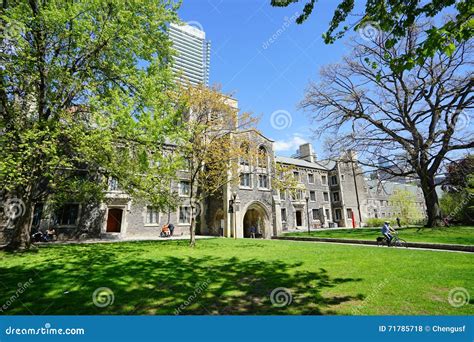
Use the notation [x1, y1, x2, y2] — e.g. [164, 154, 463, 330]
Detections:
[5, 200, 34, 251]
[419, 173, 442, 227]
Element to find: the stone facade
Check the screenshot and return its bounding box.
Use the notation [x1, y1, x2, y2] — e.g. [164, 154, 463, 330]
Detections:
[0, 134, 427, 244]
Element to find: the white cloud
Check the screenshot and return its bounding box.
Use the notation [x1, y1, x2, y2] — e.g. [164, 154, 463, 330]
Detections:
[273, 135, 308, 153]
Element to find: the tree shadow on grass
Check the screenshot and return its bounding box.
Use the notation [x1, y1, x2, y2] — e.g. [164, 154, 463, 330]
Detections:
[0, 243, 363, 315]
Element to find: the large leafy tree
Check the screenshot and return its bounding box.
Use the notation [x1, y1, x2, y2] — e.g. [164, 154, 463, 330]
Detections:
[271, 0, 473, 71]
[300, 25, 473, 227]
[175, 84, 259, 246]
[0, 0, 184, 250]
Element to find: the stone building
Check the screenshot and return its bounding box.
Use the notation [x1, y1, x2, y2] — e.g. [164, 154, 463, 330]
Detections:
[0, 119, 427, 244]
[363, 179, 426, 220]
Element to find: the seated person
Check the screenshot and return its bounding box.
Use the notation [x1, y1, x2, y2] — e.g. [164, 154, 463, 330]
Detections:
[46, 227, 57, 241]
[160, 224, 171, 237]
[168, 223, 175, 236]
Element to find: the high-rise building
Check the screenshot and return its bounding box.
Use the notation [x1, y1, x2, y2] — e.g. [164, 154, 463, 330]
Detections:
[169, 23, 211, 86]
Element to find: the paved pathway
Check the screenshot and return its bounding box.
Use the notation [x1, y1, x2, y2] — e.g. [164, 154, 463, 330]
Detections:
[33, 235, 214, 246]
[273, 236, 473, 253]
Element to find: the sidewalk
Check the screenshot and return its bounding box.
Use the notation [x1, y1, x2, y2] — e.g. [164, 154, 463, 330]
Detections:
[33, 235, 215, 246]
[273, 236, 474, 253]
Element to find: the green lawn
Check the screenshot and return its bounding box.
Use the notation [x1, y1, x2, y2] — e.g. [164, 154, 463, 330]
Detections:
[284, 226, 474, 245]
[0, 238, 472, 315]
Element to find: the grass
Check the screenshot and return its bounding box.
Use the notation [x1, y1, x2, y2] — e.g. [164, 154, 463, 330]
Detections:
[284, 226, 474, 245]
[0, 238, 472, 315]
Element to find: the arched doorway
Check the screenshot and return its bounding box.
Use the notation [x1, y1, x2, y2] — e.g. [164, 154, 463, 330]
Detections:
[242, 202, 270, 238]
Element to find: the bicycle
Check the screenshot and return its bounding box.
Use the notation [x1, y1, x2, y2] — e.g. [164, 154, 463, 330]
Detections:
[377, 231, 407, 248]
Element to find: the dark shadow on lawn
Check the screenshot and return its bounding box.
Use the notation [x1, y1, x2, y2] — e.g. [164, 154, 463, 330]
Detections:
[0, 243, 363, 315]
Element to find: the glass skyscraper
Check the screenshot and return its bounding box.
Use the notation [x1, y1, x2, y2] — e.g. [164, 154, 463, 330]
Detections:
[169, 23, 211, 86]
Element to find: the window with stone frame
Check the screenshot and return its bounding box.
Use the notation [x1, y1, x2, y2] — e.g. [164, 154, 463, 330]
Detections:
[257, 146, 268, 168]
[258, 174, 269, 189]
[281, 208, 287, 222]
[323, 192, 329, 201]
[179, 206, 191, 224]
[325, 208, 330, 220]
[239, 143, 250, 165]
[293, 171, 300, 181]
[146, 206, 160, 225]
[179, 181, 191, 196]
[240, 173, 251, 187]
[56, 204, 79, 226]
[108, 177, 119, 191]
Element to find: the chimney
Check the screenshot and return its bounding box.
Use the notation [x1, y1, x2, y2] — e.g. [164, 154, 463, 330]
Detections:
[297, 143, 317, 163]
[347, 149, 357, 162]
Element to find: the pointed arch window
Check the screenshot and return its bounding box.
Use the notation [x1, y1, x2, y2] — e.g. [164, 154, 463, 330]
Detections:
[240, 143, 250, 166]
[257, 146, 268, 168]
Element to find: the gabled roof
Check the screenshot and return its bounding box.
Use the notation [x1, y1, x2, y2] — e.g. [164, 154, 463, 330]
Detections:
[314, 159, 337, 170]
[236, 129, 275, 142]
[275, 156, 332, 171]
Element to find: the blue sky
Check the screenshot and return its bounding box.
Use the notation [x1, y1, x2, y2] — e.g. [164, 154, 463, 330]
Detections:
[178, 0, 358, 158]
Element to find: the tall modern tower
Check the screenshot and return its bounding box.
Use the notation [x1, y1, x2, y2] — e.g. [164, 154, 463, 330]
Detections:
[169, 23, 211, 86]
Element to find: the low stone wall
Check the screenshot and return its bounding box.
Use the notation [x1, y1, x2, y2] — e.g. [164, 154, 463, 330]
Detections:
[272, 236, 474, 252]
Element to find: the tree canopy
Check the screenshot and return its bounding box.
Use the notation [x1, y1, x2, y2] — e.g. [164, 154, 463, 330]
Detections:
[300, 23, 473, 227]
[175, 83, 259, 246]
[0, 0, 184, 249]
[271, 0, 473, 71]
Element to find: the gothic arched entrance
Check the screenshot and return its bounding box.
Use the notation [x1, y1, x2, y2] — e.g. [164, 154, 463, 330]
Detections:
[242, 202, 270, 238]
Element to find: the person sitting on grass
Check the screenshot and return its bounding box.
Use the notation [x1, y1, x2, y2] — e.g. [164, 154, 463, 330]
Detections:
[46, 227, 57, 242]
[381, 221, 395, 246]
[168, 223, 175, 236]
[160, 224, 171, 238]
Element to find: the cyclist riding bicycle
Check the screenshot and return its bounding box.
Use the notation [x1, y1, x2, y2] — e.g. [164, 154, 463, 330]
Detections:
[381, 221, 396, 246]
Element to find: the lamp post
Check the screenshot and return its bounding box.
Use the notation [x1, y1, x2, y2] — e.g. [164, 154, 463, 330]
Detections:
[305, 193, 311, 236]
[232, 191, 237, 239]
[349, 151, 362, 227]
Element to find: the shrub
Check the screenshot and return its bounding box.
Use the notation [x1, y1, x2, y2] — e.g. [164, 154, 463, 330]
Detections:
[366, 218, 390, 227]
